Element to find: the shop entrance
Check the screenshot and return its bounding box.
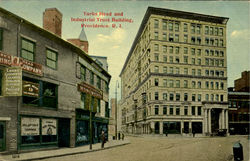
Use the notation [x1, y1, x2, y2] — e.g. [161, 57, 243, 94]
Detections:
[58, 119, 70, 147]
[0, 121, 6, 151]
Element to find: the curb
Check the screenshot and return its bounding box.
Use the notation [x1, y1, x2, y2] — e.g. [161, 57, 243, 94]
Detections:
[17, 142, 130, 161]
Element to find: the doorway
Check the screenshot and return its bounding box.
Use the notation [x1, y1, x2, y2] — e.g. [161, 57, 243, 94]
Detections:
[0, 121, 6, 151]
[58, 119, 70, 147]
[211, 109, 220, 133]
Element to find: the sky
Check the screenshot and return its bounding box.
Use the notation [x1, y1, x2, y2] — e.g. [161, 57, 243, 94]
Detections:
[1, 0, 249, 101]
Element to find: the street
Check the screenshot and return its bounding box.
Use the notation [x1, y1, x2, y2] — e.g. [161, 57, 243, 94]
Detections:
[41, 135, 249, 161]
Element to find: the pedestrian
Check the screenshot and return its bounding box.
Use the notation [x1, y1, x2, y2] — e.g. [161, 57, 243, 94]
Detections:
[100, 130, 106, 148]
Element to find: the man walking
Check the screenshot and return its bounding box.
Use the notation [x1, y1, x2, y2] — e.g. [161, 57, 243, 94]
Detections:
[101, 130, 106, 148]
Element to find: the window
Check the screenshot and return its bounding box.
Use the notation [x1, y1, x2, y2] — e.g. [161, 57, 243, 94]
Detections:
[155, 105, 159, 115]
[197, 82, 201, 89]
[81, 93, 86, 109]
[163, 106, 167, 115]
[220, 51, 224, 57]
[184, 93, 188, 101]
[205, 50, 209, 56]
[192, 69, 196, 76]
[197, 37, 201, 44]
[184, 80, 188, 88]
[176, 67, 180, 74]
[191, 37, 195, 44]
[162, 20, 167, 30]
[191, 25, 195, 33]
[184, 56, 188, 64]
[175, 57, 180, 63]
[219, 40, 223, 47]
[154, 44, 159, 51]
[191, 58, 195, 65]
[169, 56, 173, 63]
[210, 59, 214, 66]
[176, 107, 180, 115]
[154, 19, 159, 28]
[219, 60, 224, 67]
[80, 65, 86, 81]
[176, 80, 180, 88]
[169, 80, 174, 87]
[169, 46, 173, 53]
[192, 81, 196, 88]
[170, 106, 174, 115]
[216, 82, 219, 89]
[211, 94, 214, 101]
[169, 22, 173, 31]
[0, 28, 3, 50]
[155, 78, 159, 86]
[219, 28, 223, 36]
[155, 92, 159, 100]
[210, 70, 214, 76]
[191, 48, 195, 55]
[163, 33, 167, 40]
[210, 39, 214, 46]
[210, 82, 214, 89]
[170, 93, 174, 101]
[216, 94, 219, 101]
[192, 94, 196, 101]
[184, 47, 188, 54]
[192, 106, 195, 115]
[197, 25, 201, 34]
[21, 38, 35, 61]
[197, 59, 201, 65]
[97, 76, 101, 89]
[169, 34, 174, 42]
[176, 93, 180, 101]
[184, 106, 188, 115]
[198, 94, 201, 102]
[175, 47, 180, 54]
[104, 81, 109, 93]
[163, 45, 167, 53]
[175, 34, 179, 42]
[205, 38, 209, 45]
[184, 68, 188, 75]
[205, 70, 209, 76]
[154, 32, 159, 40]
[210, 27, 214, 35]
[215, 39, 218, 46]
[154, 66, 159, 73]
[198, 107, 201, 115]
[42, 81, 58, 108]
[163, 93, 168, 100]
[220, 82, 224, 89]
[205, 58, 209, 66]
[175, 23, 179, 31]
[154, 53, 159, 61]
[205, 26, 209, 34]
[215, 51, 219, 57]
[184, 23, 188, 32]
[0, 70, 2, 96]
[90, 71, 94, 85]
[163, 79, 167, 87]
[169, 67, 173, 74]
[184, 35, 188, 43]
[206, 81, 209, 89]
[215, 27, 218, 35]
[220, 95, 224, 102]
[163, 67, 167, 73]
[206, 94, 209, 101]
[163, 55, 167, 62]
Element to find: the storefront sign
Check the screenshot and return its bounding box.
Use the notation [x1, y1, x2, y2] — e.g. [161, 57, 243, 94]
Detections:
[42, 119, 57, 135]
[77, 82, 103, 99]
[21, 117, 40, 136]
[2, 67, 22, 96]
[23, 81, 39, 97]
[0, 51, 43, 76]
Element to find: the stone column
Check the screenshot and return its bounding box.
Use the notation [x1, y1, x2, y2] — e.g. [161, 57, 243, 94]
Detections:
[208, 109, 211, 133]
[221, 109, 225, 129]
[150, 121, 155, 134]
[225, 109, 228, 130]
[160, 121, 163, 135]
[204, 109, 207, 134]
[189, 121, 192, 134]
[219, 112, 222, 129]
[181, 121, 184, 134]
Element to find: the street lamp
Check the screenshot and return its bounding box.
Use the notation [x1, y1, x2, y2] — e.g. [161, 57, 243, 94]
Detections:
[115, 80, 119, 140]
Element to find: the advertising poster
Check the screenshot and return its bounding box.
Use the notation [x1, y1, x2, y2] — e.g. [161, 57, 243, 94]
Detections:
[0, 0, 249, 161]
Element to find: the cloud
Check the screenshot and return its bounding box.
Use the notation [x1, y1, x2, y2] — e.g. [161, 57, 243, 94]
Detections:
[96, 28, 126, 44]
[230, 29, 249, 39]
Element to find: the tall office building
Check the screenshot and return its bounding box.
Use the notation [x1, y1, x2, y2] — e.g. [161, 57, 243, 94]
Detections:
[120, 7, 229, 136]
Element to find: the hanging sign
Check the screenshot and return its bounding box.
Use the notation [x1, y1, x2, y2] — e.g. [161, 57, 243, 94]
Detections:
[21, 117, 40, 136]
[77, 82, 103, 99]
[2, 67, 22, 96]
[22, 81, 39, 97]
[42, 119, 57, 135]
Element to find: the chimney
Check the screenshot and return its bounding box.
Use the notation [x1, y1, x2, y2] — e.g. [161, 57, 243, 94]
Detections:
[43, 8, 62, 37]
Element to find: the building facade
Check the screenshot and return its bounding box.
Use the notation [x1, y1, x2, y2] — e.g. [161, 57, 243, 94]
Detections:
[120, 7, 229, 136]
[0, 7, 110, 153]
[228, 71, 250, 135]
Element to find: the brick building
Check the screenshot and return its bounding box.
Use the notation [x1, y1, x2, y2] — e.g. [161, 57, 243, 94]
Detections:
[228, 71, 250, 135]
[0, 7, 111, 153]
[120, 7, 229, 136]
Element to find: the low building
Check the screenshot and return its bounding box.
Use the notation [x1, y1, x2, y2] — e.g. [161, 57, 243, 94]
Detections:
[228, 71, 250, 135]
[0, 7, 111, 153]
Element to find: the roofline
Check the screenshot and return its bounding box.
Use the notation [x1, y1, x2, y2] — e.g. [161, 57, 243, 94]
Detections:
[90, 55, 108, 59]
[0, 7, 111, 79]
[119, 6, 229, 76]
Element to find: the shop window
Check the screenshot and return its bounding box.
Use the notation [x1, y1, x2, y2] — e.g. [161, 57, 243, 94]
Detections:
[46, 49, 57, 69]
[21, 38, 35, 62]
[76, 120, 89, 145]
[43, 81, 57, 108]
[80, 65, 86, 81]
[0, 28, 3, 50]
[192, 122, 202, 133]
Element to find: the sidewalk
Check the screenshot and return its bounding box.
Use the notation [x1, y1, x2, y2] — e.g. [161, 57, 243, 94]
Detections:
[0, 139, 130, 161]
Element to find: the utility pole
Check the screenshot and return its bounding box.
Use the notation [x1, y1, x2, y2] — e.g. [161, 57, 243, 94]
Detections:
[115, 80, 119, 140]
[89, 97, 92, 150]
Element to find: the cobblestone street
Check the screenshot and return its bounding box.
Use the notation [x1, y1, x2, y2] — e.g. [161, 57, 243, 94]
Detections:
[41, 135, 249, 161]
